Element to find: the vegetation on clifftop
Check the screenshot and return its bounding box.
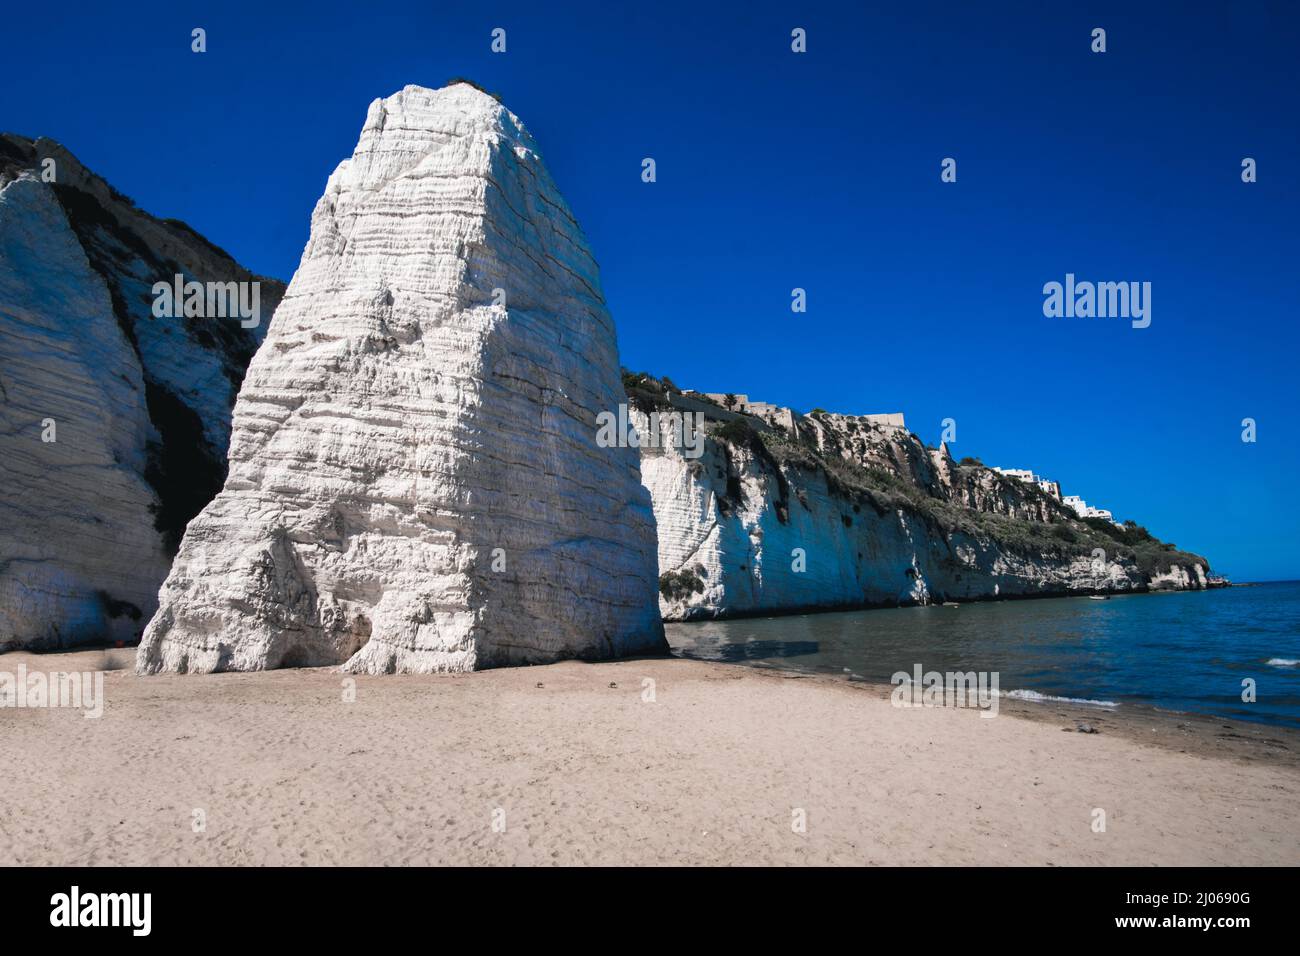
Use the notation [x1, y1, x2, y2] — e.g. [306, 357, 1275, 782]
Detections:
[621, 372, 1209, 580]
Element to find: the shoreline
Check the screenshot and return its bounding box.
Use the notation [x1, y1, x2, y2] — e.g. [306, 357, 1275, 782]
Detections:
[10, 625, 1299, 740]
[666, 583, 1300, 734]
[672, 650, 1300, 742]
[2, 647, 1297, 865]
[812, 665, 1300, 771]
[662, 579, 1227, 624]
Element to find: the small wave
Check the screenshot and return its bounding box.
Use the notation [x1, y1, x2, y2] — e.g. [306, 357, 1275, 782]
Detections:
[1001, 688, 1119, 708]
[1267, 658, 1298, 667]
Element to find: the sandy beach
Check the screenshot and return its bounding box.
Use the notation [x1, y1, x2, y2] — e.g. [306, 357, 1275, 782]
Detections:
[2, 648, 1297, 866]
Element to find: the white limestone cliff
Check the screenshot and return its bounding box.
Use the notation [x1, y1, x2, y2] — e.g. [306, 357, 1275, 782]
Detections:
[0, 136, 284, 650]
[631, 398, 1210, 620]
[137, 83, 665, 674]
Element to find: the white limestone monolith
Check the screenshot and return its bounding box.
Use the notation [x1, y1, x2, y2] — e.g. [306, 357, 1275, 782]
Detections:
[137, 84, 665, 673]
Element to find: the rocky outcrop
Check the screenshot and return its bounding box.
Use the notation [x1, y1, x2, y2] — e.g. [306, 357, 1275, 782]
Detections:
[630, 384, 1210, 620]
[0, 136, 284, 650]
[137, 83, 665, 674]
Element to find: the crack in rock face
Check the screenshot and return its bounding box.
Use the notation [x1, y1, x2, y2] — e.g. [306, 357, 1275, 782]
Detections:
[137, 83, 666, 674]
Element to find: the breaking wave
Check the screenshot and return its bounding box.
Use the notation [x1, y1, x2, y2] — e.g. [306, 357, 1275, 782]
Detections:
[1001, 688, 1119, 708]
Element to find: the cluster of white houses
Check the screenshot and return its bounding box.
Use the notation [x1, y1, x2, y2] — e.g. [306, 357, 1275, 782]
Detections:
[992, 467, 1121, 526]
[991, 468, 1061, 500]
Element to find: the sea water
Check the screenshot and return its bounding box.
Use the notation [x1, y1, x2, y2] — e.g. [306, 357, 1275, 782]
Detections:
[666, 581, 1300, 728]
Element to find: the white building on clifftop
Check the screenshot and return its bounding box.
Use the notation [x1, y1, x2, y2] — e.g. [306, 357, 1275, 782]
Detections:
[993, 467, 1123, 525]
[1062, 494, 1119, 524]
[992, 467, 1062, 500]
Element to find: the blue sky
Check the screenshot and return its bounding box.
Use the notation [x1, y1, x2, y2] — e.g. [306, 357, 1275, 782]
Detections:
[4, 1, 1297, 581]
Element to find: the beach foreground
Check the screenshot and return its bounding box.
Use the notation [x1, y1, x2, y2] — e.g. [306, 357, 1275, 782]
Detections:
[3, 650, 1297, 866]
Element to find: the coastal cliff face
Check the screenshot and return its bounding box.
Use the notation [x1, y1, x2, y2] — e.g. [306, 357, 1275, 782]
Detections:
[138, 84, 665, 674]
[0, 136, 284, 650]
[629, 381, 1209, 620]
[0, 114, 1213, 656]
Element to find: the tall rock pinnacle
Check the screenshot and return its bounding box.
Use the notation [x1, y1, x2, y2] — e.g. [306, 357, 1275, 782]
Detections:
[137, 83, 666, 673]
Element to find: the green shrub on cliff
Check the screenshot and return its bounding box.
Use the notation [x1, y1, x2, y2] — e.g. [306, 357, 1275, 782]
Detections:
[621, 369, 671, 414]
[716, 418, 756, 444]
[1052, 524, 1079, 544]
[659, 569, 705, 602]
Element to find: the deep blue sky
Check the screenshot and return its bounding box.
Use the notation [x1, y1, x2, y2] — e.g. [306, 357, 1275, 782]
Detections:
[4, 1, 1297, 582]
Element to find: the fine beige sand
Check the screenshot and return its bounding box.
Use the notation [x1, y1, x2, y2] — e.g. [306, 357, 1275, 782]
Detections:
[2, 648, 1297, 866]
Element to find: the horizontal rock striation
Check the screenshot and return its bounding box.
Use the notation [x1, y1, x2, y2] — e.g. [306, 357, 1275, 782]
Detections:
[138, 83, 665, 674]
[626, 379, 1209, 621]
[0, 136, 284, 650]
